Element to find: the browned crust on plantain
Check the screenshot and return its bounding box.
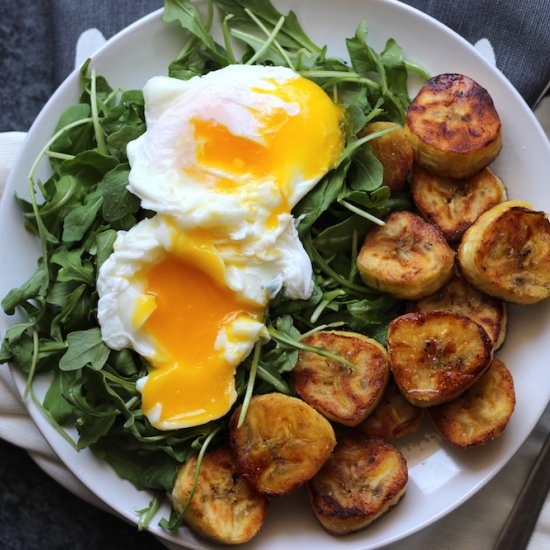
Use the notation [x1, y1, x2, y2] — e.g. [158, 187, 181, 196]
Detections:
[230, 393, 336, 496]
[356, 210, 455, 300]
[411, 165, 507, 241]
[409, 272, 508, 350]
[458, 202, 550, 304]
[171, 447, 268, 544]
[308, 432, 407, 535]
[357, 377, 423, 439]
[359, 121, 413, 194]
[387, 311, 493, 407]
[293, 331, 390, 426]
[405, 74, 502, 178]
[429, 358, 515, 448]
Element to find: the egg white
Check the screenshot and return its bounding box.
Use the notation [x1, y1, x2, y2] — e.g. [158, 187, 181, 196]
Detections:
[97, 64, 344, 430]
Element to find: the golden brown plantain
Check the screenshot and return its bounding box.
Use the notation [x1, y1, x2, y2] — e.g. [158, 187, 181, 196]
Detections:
[356, 210, 455, 300]
[357, 377, 423, 439]
[171, 447, 268, 544]
[292, 330, 390, 426]
[405, 73, 502, 178]
[429, 358, 515, 448]
[230, 393, 336, 496]
[411, 165, 507, 241]
[409, 272, 507, 349]
[360, 121, 414, 194]
[308, 432, 407, 535]
[458, 201, 550, 304]
[387, 311, 493, 407]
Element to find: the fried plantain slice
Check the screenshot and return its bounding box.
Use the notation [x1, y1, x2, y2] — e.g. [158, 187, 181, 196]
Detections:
[458, 201, 550, 304]
[409, 272, 508, 350]
[356, 210, 455, 300]
[293, 330, 390, 426]
[411, 165, 507, 241]
[387, 311, 493, 407]
[308, 432, 407, 535]
[359, 121, 414, 194]
[357, 377, 423, 439]
[230, 393, 336, 496]
[429, 358, 515, 448]
[405, 73, 502, 178]
[171, 447, 268, 544]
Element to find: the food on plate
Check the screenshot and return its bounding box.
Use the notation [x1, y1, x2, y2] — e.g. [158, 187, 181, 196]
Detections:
[405, 73, 502, 178]
[359, 121, 413, 194]
[409, 272, 508, 350]
[411, 165, 507, 241]
[171, 447, 268, 544]
[1, 0, 548, 544]
[308, 432, 408, 534]
[292, 330, 390, 426]
[429, 358, 515, 448]
[229, 393, 336, 496]
[387, 311, 493, 407]
[358, 378, 423, 439]
[458, 200, 550, 304]
[356, 210, 455, 300]
[97, 64, 344, 430]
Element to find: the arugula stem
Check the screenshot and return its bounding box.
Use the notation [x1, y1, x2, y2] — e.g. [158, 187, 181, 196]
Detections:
[300, 321, 345, 339]
[405, 60, 431, 80]
[268, 326, 356, 369]
[205, 0, 214, 31]
[256, 363, 290, 394]
[309, 289, 347, 324]
[244, 8, 295, 70]
[90, 69, 108, 155]
[339, 200, 385, 226]
[23, 329, 40, 399]
[104, 87, 122, 105]
[137, 492, 163, 531]
[222, 14, 237, 63]
[30, 388, 78, 450]
[27, 116, 91, 276]
[304, 234, 367, 294]
[340, 126, 397, 164]
[300, 70, 379, 90]
[237, 340, 261, 428]
[28, 117, 93, 182]
[45, 151, 75, 161]
[169, 424, 223, 529]
[246, 15, 285, 65]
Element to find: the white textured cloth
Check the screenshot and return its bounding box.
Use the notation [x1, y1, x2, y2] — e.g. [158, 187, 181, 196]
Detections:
[1, 109, 550, 549]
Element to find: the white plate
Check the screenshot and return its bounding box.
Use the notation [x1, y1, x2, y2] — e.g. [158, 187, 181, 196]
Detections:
[1, 1, 550, 549]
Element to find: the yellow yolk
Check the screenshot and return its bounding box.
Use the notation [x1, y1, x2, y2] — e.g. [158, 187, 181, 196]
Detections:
[191, 75, 344, 200]
[135, 256, 262, 428]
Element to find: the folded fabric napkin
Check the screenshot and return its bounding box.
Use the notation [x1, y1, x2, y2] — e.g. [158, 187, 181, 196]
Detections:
[1, 1, 550, 549]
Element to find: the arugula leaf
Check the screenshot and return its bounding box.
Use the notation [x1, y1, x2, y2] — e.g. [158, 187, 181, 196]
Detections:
[59, 328, 110, 371]
[294, 158, 351, 235]
[163, 0, 229, 66]
[62, 189, 103, 242]
[43, 370, 77, 424]
[50, 247, 94, 286]
[214, 0, 321, 53]
[1, 266, 48, 315]
[98, 165, 140, 222]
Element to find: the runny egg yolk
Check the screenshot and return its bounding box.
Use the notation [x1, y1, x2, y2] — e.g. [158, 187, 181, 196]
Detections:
[134, 255, 263, 428]
[191, 75, 344, 200]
